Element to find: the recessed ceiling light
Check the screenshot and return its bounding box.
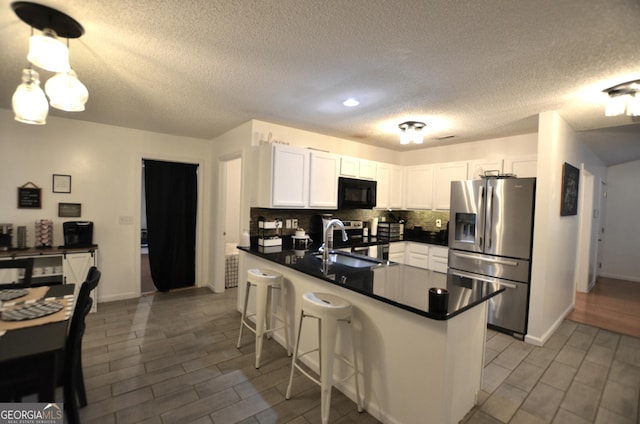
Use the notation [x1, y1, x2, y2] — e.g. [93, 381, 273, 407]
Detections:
[343, 98, 360, 107]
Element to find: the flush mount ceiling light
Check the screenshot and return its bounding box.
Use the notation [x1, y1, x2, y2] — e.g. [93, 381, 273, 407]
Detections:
[10, 1, 87, 124]
[603, 80, 640, 117]
[398, 121, 426, 145]
[343, 98, 360, 107]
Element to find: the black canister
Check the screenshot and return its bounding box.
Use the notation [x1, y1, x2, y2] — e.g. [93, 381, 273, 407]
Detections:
[429, 287, 449, 314]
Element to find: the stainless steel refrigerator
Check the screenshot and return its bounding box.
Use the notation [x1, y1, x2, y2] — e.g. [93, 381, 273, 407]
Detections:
[447, 177, 536, 339]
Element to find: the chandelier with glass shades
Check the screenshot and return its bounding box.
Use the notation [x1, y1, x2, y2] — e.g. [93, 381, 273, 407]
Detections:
[10, 1, 87, 125]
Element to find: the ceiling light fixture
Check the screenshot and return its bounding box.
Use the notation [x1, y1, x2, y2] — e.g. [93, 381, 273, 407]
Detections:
[603, 80, 640, 117]
[398, 121, 426, 145]
[10, 1, 87, 124]
[12, 67, 48, 125]
[343, 98, 360, 107]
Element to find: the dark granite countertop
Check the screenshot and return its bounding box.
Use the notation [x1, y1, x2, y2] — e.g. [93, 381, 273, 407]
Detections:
[239, 243, 504, 321]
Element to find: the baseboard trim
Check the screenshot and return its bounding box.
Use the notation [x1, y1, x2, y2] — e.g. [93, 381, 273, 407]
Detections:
[599, 272, 640, 283]
[525, 303, 574, 346]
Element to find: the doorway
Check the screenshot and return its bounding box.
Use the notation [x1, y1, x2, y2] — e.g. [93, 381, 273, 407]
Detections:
[141, 159, 199, 292]
[214, 155, 242, 293]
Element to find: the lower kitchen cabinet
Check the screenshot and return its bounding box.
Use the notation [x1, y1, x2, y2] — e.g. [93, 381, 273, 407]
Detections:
[428, 245, 449, 273]
[388, 242, 406, 264]
[405, 242, 430, 269]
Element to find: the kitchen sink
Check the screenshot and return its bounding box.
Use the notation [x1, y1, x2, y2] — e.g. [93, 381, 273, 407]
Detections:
[313, 251, 383, 268]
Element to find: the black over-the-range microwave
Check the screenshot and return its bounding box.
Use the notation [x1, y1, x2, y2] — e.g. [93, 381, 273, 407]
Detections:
[338, 177, 377, 209]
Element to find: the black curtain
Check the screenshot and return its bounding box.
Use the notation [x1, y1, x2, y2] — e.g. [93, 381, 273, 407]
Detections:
[144, 160, 198, 291]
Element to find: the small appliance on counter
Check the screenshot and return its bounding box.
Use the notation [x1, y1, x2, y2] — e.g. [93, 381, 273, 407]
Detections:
[0, 223, 13, 251]
[62, 221, 94, 248]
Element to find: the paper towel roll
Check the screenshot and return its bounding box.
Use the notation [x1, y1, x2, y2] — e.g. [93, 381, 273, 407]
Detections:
[369, 218, 379, 236]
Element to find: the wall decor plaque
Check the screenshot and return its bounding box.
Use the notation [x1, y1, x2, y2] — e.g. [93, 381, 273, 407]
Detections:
[58, 203, 82, 218]
[18, 182, 42, 209]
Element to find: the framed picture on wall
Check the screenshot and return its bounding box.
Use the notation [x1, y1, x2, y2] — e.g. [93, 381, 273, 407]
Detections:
[58, 203, 82, 217]
[560, 162, 579, 216]
[53, 174, 72, 193]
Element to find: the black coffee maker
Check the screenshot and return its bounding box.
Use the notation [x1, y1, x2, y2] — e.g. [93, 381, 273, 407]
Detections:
[63, 221, 94, 247]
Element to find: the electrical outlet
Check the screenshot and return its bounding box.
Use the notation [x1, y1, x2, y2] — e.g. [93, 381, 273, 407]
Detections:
[285, 219, 292, 229]
[435, 219, 442, 228]
[291, 218, 298, 229]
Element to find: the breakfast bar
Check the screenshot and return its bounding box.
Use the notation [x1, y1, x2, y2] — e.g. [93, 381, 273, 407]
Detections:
[238, 243, 504, 424]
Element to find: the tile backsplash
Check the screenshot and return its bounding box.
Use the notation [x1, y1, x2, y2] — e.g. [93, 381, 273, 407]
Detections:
[250, 208, 449, 236]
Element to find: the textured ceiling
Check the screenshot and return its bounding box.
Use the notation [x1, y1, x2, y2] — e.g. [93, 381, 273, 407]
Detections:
[1, 0, 639, 165]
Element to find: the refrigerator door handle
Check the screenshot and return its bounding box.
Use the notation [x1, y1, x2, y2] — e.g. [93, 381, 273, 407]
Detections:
[486, 185, 494, 249]
[451, 270, 518, 289]
[477, 185, 485, 249]
[452, 251, 519, 267]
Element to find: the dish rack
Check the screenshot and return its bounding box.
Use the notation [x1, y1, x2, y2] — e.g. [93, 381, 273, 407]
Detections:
[258, 218, 282, 247]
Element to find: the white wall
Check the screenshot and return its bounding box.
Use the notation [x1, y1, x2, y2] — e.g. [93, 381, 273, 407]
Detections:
[526, 111, 606, 345]
[398, 133, 538, 166]
[600, 160, 640, 282]
[0, 109, 213, 303]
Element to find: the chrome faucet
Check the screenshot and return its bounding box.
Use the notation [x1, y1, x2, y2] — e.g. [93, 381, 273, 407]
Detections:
[321, 218, 348, 263]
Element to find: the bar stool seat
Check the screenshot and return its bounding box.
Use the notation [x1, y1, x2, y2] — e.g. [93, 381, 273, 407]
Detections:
[286, 292, 363, 424]
[236, 268, 291, 368]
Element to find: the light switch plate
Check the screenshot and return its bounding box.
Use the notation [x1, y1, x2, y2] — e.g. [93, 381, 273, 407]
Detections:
[292, 219, 298, 229]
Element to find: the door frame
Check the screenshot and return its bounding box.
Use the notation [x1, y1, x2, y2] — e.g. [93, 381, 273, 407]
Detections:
[135, 153, 206, 296]
[575, 165, 594, 293]
[213, 152, 242, 293]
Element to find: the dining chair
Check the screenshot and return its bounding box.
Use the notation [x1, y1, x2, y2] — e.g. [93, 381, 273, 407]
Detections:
[2, 266, 101, 424]
[0, 258, 34, 288]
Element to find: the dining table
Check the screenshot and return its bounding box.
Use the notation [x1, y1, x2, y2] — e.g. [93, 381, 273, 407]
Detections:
[0, 284, 75, 402]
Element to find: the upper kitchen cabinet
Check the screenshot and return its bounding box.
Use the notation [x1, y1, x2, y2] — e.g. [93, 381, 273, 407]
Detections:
[467, 159, 504, 180]
[257, 144, 309, 208]
[340, 157, 376, 180]
[405, 165, 434, 209]
[504, 154, 537, 178]
[376, 163, 404, 209]
[256, 144, 338, 209]
[433, 161, 467, 210]
[309, 150, 340, 209]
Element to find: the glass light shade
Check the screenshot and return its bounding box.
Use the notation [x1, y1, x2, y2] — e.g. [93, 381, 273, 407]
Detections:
[28, 28, 70, 72]
[625, 93, 640, 116]
[45, 69, 89, 112]
[604, 93, 630, 117]
[12, 68, 48, 125]
[400, 126, 423, 144]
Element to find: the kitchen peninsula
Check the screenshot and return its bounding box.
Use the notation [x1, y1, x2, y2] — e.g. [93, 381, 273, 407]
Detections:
[238, 241, 504, 424]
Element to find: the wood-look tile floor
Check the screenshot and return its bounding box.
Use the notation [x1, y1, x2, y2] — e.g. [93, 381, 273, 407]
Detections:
[78, 285, 640, 424]
[80, 287, 379, 424]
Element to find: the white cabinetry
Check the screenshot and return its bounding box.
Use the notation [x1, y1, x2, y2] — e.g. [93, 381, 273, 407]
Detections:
[467, 159, 504, 180]
[405, 165, 434, 209]
[340, 157, 376, 180]
[63, 250, 99, 312]
[504, 154, 537, 178]
[376, 163, 404, 209]
[428, 246, 449, 274]
[433, 161, 468, 210]
[405, 242, 430, 269]
[0, 249, 98, 312]
[309, 150, 340, 208]
[258, 144, 309, 208]
[257, 145, 338, 209]
[388, 242, 406, 264]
